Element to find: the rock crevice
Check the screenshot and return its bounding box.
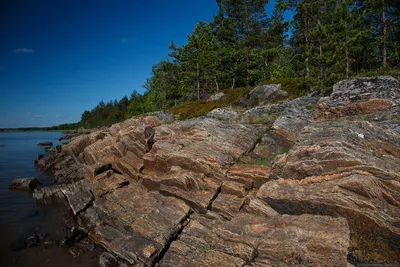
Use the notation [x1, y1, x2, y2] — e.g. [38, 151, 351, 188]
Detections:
[33, 76, 400, 265]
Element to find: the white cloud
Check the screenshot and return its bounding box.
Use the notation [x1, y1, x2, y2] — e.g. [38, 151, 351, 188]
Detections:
[55, 114, 61, 118]
[14, 48, 34, 54]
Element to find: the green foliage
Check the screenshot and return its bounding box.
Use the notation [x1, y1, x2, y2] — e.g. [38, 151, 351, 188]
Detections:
[352, 67, 400, 79]
[170, 87, 251, 120]
[203, 244, 213, 253]
[240, 146, 289, 167]
[51, 0, 399, 130]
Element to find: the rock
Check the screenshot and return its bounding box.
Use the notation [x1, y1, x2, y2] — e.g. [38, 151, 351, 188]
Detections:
[62, 227, 86, 246]
[26, 235, 40, 247]
[37, 141, 53, 146]
[259, 89, 400, 263]
[226, 164, 271, 189]
[252, 133, 282, 158]
[145, 111, 176, 124]
[207, 107, 241, 122]
[315, 76, 400, 120]
[243, 92, 319, 131]
[99, 252, 129, 267]
[59, 134, 74, 141]
[34, 154, 44, 164]
[257, 171, 400, 263]
[159, 212, 350, 267]
[207, 92, 225, 101]
[143, 118, 258, 174]
[77, 183, 191, 266]
[9, 177, 41, 190]
[33, 185, 66, 204]
[33, 76, 400, 266]
[249, 83, 288, 105]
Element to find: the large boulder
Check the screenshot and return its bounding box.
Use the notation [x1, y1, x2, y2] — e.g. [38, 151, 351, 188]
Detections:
[9, 177, 41, 190]
[207, 92, 225, 101]
[249, 84, 288, 105]
[207, 108, 241, 122]
[37, 141, 53, 146]
[315, 76, 400, 121]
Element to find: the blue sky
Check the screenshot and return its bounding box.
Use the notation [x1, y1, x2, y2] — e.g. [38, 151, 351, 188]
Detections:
[0, 0, 284, 128]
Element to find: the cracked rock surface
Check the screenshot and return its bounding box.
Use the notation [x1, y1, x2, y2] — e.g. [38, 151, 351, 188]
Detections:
[34, 76, 400, 266]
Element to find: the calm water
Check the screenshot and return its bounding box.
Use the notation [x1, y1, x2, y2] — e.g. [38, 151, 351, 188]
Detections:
[0, 132, 99, 267]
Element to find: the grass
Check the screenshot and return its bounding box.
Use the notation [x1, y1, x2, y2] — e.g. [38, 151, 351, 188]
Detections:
[352, 67, 400, 79]
[240, 145, 289, 167]
[203, 244, 213, 253]
[170, 77, 321, 121]
[170, 87, 251, 120]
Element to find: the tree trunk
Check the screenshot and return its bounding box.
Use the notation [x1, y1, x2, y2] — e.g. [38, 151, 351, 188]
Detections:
[196, 62, 200, 101]
[245, 2, 250, 85]
[345, 44, 349, 79]
[215, 77, 219, 91]
[231, 78, 236, 89]
[303, 3, 311, 78]
[382, 0, 387, 67]
[319, 43, 324, 86]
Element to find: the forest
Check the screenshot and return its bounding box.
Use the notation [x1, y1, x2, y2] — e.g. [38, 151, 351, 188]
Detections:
[50, 0, 400, 130]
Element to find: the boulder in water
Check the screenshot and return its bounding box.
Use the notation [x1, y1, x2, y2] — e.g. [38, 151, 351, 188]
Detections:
[9, 177, 41, 190]
[37, 141, 53, 146]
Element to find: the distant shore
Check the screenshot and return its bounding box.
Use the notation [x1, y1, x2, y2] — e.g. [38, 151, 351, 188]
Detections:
[0, 128, 63, 132]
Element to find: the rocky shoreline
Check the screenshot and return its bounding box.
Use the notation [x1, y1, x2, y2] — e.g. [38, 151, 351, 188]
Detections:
[33, 76, 400, 266]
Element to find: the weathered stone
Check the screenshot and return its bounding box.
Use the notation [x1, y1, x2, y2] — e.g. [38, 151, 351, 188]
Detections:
[33, 185, 66, 204]
[221, 181, 247, 198]
[34, 154, 44, 164]
[257, 172, 400, 263]
[33, 76, 400, 266]
[9, 177, 41, 190]
[159, 212, 350, 266]
[271, 120, 400, 180]
[77, 182, 191, 266]
[211, 193, 245, 219]
[143, 118, 259, 174]
[252, 133, 281, 158]
[60, 179, 94, 215]
[227, 164, 271, 189]
[207, 108, 241, 122]
[207, 92, 225, 101]
[261, 92, 400, 263]
[315, 76, 400, 120]
[249, 84, 288, 104]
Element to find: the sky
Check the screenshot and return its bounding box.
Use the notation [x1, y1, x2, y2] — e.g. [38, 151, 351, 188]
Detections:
[0, 0, 285, 128]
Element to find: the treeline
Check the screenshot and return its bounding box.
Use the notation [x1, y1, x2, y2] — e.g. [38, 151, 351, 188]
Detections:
[53, 0, 400, 129]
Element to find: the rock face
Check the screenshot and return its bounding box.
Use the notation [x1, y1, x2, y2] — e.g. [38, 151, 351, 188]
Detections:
[259, 76, 400, 263]
[160, 212, 350, 267]
[34, 76, 400, 265]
